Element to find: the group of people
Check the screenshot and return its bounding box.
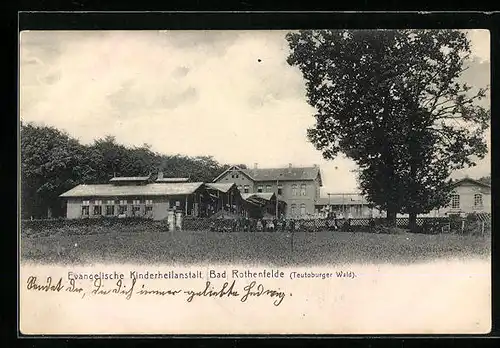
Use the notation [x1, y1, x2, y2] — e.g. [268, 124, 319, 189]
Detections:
[208, 215, 347, 232]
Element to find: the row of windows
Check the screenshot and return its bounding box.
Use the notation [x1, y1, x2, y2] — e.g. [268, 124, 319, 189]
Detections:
[82, 204, 153, 216]
[450, 194, 483, 209]
[82, 199, 154, 206]
[237, 185, 251, 193]
[236, 184, 307, 195]
[81, 200, 154, 216]
[290, 203, 307, 216]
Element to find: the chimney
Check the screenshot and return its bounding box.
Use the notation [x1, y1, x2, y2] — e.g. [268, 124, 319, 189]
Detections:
[158, 171, 164, 180]
[288, 163, 292, 173]
[254, 163, 258, 169]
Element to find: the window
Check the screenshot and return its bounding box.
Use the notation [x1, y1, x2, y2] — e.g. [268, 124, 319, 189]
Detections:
[451, 194, 460, 209]
[81, 200, 90, 217]
[104, 200, 114, 215]
[238, 185, 242, 191]
[292, 184, 298, 196]
[300, 184, 306, 196]
[257, 185, 263, 193]
[105, 206, 114, 216]
[244, 185, 250, 193]
[93, 200, 102, 215]
[474, 194, 483, 208]
[300, 203, 306, 216]
[231, 174, 235, 178]
[291, 204, 296, 216]
[119, 200, 128, 215]
[105, 200, 115, 216]
[277, 184, 283, 195]
[236, 174, 239, 178]
[132, 199, 141, 216]
[266, 185, 272, 192]
[145, 199, 153, 216]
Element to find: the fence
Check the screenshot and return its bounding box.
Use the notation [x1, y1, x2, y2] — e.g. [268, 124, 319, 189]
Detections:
[183, 215, 491, 235]
[20, 213, 491, 236]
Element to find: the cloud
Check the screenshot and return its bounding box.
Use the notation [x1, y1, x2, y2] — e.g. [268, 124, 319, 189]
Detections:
[20, 30, 491, 193]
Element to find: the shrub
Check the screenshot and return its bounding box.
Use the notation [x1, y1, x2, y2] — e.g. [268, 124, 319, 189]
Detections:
[373, 225, 410, 235]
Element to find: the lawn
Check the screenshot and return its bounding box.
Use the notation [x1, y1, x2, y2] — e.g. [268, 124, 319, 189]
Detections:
[20, 228, 491, 266]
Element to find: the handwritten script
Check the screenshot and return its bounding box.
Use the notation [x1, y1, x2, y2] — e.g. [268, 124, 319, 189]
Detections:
[26, 276, 289, 306]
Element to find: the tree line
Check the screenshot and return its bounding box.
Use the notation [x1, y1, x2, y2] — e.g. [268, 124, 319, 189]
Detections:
[20, 122, 236, 219]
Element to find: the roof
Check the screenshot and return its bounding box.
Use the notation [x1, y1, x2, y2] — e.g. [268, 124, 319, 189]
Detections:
[109, 175, 151, 183]
[315, 194, 370, 206]
[60, 182, 204, 198]
[451, 177, 491, 189]
[212, 165, 253, 182]
[241, 192, 276, 206]
[241, 192, 275, 201]
[155, 178, 189, 183]
[213, 165, 322, 184]
[205, 183, 236, 193]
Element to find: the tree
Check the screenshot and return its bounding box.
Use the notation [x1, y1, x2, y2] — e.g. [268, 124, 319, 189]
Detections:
[286, 29, 489, 227]
[158, 155, 227, 182]
[477, 175, 491, 185]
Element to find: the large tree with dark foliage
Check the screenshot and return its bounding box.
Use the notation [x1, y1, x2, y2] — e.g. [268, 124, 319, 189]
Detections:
[286, 29, 489, 227]
[20, 123, 94, 218]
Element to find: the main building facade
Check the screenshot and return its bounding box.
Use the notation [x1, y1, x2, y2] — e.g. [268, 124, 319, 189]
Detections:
[213, 164, 323, 218]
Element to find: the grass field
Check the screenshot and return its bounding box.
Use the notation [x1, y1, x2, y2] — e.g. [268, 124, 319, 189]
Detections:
[20, 228, 491, 266]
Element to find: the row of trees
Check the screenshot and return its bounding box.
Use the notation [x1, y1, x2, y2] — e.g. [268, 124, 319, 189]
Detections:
[21, 123, 233, 219]
[286, 29, 490, 230]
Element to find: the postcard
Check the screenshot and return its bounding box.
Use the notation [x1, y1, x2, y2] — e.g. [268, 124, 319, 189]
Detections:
[19, 29, 491, 335]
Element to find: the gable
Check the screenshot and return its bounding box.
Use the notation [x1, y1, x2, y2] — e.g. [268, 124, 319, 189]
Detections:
[213, 166, 254, 183]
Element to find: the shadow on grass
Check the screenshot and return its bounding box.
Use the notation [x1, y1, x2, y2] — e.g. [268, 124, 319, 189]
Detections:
[20, 230, 491, 266]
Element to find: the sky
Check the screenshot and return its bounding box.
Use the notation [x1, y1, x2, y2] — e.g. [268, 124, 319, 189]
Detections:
[19, 30, 491, 195]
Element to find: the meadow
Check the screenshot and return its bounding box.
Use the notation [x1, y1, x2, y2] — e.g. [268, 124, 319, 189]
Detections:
[20, 227, 491, 266]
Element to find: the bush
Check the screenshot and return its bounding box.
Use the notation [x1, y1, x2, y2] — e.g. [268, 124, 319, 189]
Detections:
[373, 225, 410, 235]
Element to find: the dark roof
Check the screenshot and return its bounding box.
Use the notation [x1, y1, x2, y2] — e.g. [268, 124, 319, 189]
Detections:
[243, 167, 320, 182]
[205, 183, 236, 193]
[451, 177, 491, 189]
[241, 192, 275, 201]
[60, 182, 204, 198]
[213, 165, 322, 184]
[241, 192, 276, 206]
[109, 175, 151, 183]
[155, 177, 189, 183]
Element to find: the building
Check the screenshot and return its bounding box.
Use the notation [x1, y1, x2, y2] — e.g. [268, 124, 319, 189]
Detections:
[204, 183, 245, 217]
[314, 194, 375, 218]
[213, 163, 322, 218]
[59, 174, 211, 220]
[437, 177, 491, 216]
